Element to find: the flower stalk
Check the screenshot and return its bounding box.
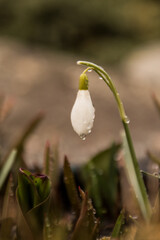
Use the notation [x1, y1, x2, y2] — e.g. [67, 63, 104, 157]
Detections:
[77, 60, 152, 221]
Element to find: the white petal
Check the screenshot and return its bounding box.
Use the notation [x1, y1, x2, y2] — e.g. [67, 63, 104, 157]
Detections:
[71, 90, 95, 138]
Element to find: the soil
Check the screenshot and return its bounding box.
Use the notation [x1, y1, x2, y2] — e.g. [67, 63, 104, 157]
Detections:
[0, 38, 159, 167]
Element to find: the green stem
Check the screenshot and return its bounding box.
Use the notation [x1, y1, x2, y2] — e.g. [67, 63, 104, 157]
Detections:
[123, 121, 152, 220]
[77, 60, 152, 221]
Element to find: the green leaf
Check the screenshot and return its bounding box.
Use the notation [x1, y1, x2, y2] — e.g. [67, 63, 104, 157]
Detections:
[17, 168, 51, 213]
[63, 156, 81, 215]
[71, 188, 99, 240]
[17, 168, 39, 213]
[0, 149, 17, 190]
[122, 131, 151, 221]
[31, 174, 51, 201]
[25, 195, 51, 237]
[81, 143, 120, 215]
[111, 209, 125, 238]
[17, 168, 51, 237]
[0, 113, 43, 189]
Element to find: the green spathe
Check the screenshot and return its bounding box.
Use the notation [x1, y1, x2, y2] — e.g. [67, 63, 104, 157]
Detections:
[79, 73, 88, 90]
[17, 168, 51, 213]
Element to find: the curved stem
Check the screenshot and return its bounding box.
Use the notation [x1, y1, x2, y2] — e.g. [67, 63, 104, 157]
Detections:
[77, 60, 152, 221]
[77, 61, 127, 122]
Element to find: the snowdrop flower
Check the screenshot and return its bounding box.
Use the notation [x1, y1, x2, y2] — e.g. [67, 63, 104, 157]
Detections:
[71, 72, 95, 140]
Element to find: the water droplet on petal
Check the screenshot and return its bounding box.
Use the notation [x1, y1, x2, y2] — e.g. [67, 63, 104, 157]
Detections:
[99, 77, 102, 80]
[88, 69, 92, 72]
[88, 129, 91, 134]
[80, 134, 86, 140]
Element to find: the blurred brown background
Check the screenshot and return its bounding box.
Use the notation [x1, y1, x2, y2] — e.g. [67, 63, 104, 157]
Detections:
[0, 0, 160, 167]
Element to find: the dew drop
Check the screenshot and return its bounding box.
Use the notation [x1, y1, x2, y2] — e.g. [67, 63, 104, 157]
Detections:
[80, 134, 86, 140]
[88, 69, 92, 72]
[93, 209, 96, 215]
[126, 119, 130, 124]
[124, 115, 130, 124]
[88, 129, 91, 134]
[99, 77, 102, 80]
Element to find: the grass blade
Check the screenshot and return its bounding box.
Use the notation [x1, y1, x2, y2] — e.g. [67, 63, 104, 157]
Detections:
[1, 175, 13, 219]
[63, 156, 80, 215]
[111, 209, 125, 238]
[122, 130, 152, 221]
[0, 113, 44, 189]
[71, 188, 98, 240]
[0, 149, 17, 189]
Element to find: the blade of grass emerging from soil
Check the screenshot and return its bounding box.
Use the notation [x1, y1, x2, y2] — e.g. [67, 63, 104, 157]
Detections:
[63, 156, 81, 215]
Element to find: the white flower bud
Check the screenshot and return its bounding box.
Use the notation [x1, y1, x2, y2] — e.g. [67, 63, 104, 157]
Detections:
[71, 90, 95, 140]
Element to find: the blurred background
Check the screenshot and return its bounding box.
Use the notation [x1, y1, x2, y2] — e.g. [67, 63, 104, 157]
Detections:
[0, 0, 160, 167]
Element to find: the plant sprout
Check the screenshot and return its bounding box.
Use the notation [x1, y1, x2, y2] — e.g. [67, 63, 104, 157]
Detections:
[71, 60, 152, 221]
